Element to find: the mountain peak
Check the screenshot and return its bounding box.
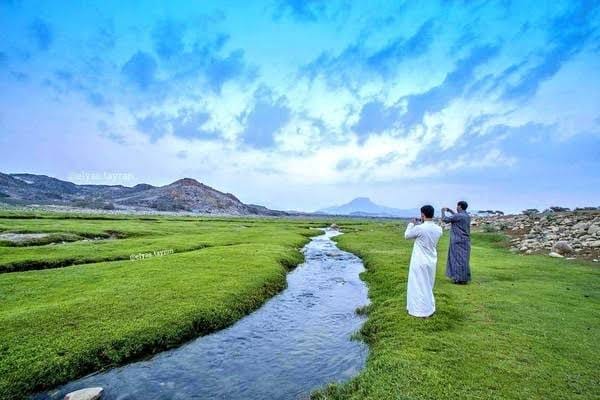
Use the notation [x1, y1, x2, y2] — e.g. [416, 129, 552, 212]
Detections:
[170, 178, 202, 187]
[349, 197, 374, 205]
[318, 196, 419, 218]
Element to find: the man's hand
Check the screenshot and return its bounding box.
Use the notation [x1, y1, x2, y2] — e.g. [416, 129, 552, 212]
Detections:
[412, 218, 421, 224]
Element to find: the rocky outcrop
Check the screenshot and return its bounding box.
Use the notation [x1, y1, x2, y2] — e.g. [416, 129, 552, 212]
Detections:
[472, 210, 600, 261]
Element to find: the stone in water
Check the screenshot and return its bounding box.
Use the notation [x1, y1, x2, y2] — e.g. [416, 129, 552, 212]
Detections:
[64, 387, 103, 400]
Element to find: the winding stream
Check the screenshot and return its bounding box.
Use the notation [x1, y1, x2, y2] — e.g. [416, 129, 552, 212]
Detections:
[35, 229, 369, 400]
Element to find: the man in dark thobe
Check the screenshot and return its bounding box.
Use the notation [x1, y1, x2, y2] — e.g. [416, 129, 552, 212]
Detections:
[442, 201, 471, 284]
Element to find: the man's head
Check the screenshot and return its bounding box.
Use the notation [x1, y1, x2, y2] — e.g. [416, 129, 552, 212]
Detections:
[457, 201, 468, 212]
[421, 205, 435, 220]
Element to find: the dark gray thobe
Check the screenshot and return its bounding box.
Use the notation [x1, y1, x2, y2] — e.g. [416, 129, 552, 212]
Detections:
[442, 211, 471, 283]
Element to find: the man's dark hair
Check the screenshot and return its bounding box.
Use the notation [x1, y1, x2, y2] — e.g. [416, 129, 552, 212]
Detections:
[458, 201, 468, 211]
[421, 205, 435, 219]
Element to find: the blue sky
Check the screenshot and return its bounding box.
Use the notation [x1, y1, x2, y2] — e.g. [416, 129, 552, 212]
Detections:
[1, 0, 599, 212]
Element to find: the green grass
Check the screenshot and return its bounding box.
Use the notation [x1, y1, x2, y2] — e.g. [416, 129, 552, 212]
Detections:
[0, 217, 327, 272]
[4, 214, 596, 400]
[313, 223, 600, 400]
[0, 213, 327, 399]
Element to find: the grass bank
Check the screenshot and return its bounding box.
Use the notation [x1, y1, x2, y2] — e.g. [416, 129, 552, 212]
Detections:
[314, 223, 599, 400]
[0, 215, 320, 399]
[0, 217, 323, 273]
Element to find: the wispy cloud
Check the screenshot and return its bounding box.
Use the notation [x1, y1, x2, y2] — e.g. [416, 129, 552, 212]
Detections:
[1, 0, 599, 211]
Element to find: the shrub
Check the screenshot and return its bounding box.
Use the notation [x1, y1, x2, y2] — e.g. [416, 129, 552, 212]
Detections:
[522, 209, 539, 216]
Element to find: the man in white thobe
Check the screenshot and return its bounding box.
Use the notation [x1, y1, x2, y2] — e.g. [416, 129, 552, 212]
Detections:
[404, 205, 443, 318]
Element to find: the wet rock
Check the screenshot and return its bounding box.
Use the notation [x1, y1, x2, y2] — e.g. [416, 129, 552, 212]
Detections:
[549, 252, 564, 258]
[64, 387, 103, 400]
[552, 241, 574, 255]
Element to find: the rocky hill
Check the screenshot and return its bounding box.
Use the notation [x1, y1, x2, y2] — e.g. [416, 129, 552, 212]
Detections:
[473, 210, 600, 261]
[0, 172, 286, 216]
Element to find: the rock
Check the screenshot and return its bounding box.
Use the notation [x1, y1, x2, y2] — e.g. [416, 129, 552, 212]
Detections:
[64, 387, 103, 400]
[552, 241, 574, 255]
[549, 252, 564, 258]
[329, 223, 340, 230]
[588, 224, 600, 236]
[573, 222, 590, 233]
[474, 210, 600, 261]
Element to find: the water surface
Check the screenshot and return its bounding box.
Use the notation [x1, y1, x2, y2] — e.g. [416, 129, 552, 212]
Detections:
[36, 229, 369, 400]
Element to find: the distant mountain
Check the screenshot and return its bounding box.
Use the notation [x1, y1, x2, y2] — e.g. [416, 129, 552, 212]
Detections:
[317, 197, 419, 218]
[0, 172, 287, 215]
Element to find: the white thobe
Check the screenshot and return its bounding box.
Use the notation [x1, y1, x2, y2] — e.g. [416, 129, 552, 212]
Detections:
[404, 221, 443, 317]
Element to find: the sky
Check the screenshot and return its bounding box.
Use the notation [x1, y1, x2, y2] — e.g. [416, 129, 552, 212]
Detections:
[1, 0, 599, 213]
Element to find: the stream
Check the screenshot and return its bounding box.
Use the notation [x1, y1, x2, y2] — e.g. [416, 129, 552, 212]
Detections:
[35, 228, 369, 400]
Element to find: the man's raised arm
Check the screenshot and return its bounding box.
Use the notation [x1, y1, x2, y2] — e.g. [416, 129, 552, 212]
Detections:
[404, 220, 421, 240]
[441, 207, 456, 223]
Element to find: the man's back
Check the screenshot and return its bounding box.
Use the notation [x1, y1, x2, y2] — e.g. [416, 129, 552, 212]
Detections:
[449, 211, 471, 242]
[405, 221, 442, 263]
[443, 210, 472, 283]
[407, 221, 443, 260]
[404, 220, 443, 317]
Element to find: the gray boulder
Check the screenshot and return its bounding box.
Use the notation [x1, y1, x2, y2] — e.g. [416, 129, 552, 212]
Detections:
[588, 224, 600, 236]
[573, 222, 590, 233]
[64, 387, 103, 400]
[552, 241, 574, 255]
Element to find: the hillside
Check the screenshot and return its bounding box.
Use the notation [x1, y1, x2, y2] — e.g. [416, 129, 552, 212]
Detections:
[0, 172, 286, 215]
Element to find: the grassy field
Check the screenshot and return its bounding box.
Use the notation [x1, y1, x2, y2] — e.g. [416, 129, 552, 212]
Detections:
[2, 213, 598, 399]
[314, 223, 600, 400]
[0, 212, 333, 399]
[0, 216, 319, 273]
